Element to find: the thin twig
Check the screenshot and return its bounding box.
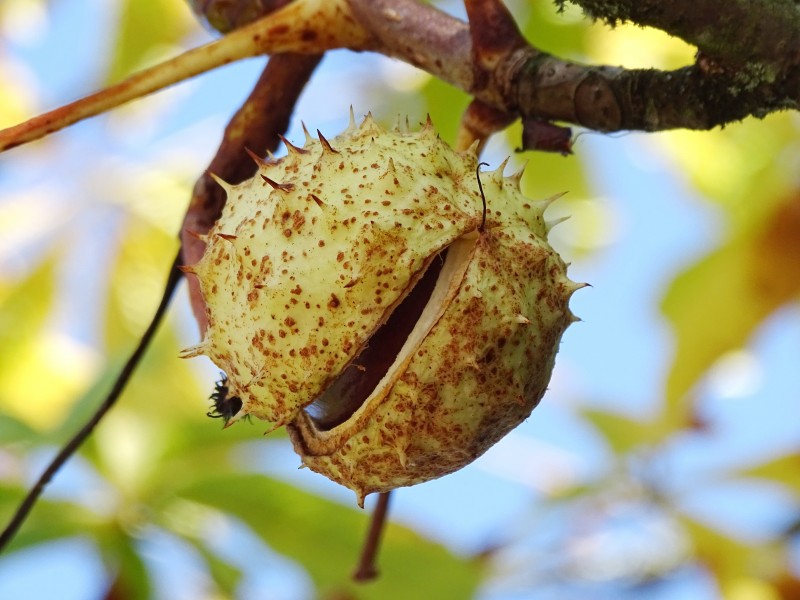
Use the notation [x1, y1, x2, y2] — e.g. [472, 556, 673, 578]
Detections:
[0, 45, 323, 554]
[454, 99, 516, 154]
[0, 253, 183, 553]
[353, 491, 392, 582]
[0, 0, 365, 152]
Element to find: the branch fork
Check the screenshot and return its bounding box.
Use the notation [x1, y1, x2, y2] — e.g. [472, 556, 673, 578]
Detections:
[3, 0, 795, 154]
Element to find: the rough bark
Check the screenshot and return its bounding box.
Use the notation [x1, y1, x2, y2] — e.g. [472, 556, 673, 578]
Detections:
[349, 0, 799, 142]
[556, 0, 800, 70]
[1, 0, 797, 151]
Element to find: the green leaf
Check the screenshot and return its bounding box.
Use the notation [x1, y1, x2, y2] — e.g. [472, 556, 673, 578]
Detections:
[106, 0, 194, 83]
[97, 525, 153, 600]
[419, 76, 471, 144]
[0, 255, 70, 428]
[0, 256, 56, 369]
[679, 513, 790, 598]
[178, 472, 482, 599]
[0, 490, 94, 554]
[48, 360, 123, 443]
[190, 538, 244, 594]
[102, 214, 179, 355]
[652, 115, 798, 225]
[0, 412, 39, 446]
[522, 0, 591, 59]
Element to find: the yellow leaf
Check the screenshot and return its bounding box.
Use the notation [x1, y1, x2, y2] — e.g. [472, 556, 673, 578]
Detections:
[655, 114, 799, 224]
[0, 256, 103, 429]
[660, 194, 800, 430]
[587, 22, 696, 70]
[680, 515, 753, 581]
[726, 578, 781, 600]
[1, 331, 101, 429]
[581, 407, 654, 454]
[106, 0, 195, 83]
[750, 194, 800, 304]
[737, 454, 800, 495]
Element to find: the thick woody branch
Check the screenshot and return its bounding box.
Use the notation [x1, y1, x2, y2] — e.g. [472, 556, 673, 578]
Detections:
[455, 100, 517, 153]
[556, 0, 800, 71]
[348, 0, 799, 137]
[510, 56, 799, 132]
[1, 0, 798, 153]
[348, 0, 474, 90]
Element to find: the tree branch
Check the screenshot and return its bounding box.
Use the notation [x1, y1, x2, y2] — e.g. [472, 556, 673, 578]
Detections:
[556, 0, 800, 70]
[510, 58, 798, 133]
[352, 491, 392, 581]
[1, 0, 797, 153]
[0, 0, 364, 151]
[0, 46, 321, 556]
[349, 0, 799, 139]
[0, 254, 182, 554]
[189, 0, 295, 33]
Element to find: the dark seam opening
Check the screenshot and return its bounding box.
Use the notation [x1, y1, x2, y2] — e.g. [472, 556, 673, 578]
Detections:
[304, 248, 449, 431]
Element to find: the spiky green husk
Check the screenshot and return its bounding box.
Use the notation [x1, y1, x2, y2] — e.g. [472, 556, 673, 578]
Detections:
[184, 113, 583, 504]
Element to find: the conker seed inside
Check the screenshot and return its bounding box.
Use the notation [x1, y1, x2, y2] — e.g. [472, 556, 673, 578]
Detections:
[182, 112, 585, 505]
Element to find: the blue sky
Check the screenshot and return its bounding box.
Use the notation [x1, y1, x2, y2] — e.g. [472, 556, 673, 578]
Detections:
[1, 1, 799, 598]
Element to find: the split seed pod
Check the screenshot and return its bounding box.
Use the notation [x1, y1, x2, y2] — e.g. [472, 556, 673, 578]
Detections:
[182, 113, 584, 505]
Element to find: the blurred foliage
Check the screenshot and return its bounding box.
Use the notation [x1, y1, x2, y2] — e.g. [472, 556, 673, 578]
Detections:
[0, 0, 799, 599]
[661, 189, 800, 430]
[106, 0, 195, 83]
